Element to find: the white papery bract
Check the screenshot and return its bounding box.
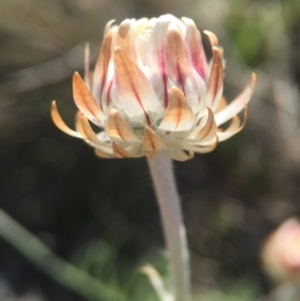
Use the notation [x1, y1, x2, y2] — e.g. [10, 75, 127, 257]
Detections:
[51, 15, 256, 161]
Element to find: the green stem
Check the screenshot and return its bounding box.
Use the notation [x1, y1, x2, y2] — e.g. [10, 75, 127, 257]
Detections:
[147, 152, 191, 301]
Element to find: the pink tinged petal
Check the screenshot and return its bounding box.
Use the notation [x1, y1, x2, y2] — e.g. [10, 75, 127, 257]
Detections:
[206, 47, 223, 110]
[166, 24, 190, 92]
[73, 72, 105, 125]
[141, 126, 167, 154]
[159, 86, 194, 131]
[107, 109, 141, 143]
[183, 74, 206, 111]
[106, 80, 112, 105]
[215, 73, 256, 126]
[93, 31, 113, 109]
[116, 19, 136, 61]
[182, 17, 207, 81]
[165, 149, 194, 161]
[218, 105, 247, 142]
[84, 42, 91, 90]
[146, 18, 169, 108]
[162, 70, 169, 109]
[112, 142, 136, 158]
[190, 107, 217, 142]
[51, 101, 82, 138]
[101, 59, 116, 109]
[114, 48, 162, 124]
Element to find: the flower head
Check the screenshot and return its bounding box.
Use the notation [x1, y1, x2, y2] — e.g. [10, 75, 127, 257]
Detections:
[51, 14, 256, 161]
[261, 218, 300, 283]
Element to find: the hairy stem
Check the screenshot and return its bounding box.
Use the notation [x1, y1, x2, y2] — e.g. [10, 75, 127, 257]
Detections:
[147, 152, 191, 301]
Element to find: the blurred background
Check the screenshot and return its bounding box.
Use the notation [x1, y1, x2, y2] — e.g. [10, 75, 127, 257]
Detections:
[1, 0, 300, 300]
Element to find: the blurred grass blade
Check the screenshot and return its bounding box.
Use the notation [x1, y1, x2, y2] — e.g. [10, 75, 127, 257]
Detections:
[140, 264, 172, 301]
[0, 208, 129, 301]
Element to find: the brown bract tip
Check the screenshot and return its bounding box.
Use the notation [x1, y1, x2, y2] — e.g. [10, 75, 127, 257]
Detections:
[107, 109, 141, 143]
[50, 101, 82, 138]
[206, 47, 223, 107]
[203, 30, 219, 47]
[142, 126, 166, 153]
[112, 142, 135, 158]
[159, 87, 194, 131]
[72, 72, 104, 125]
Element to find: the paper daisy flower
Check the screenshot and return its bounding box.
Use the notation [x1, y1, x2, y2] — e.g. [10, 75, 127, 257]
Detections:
[51, 14, 256, 161]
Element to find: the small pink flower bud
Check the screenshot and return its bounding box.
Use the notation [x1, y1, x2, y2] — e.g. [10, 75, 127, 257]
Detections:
[261, 218, 300, 283]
